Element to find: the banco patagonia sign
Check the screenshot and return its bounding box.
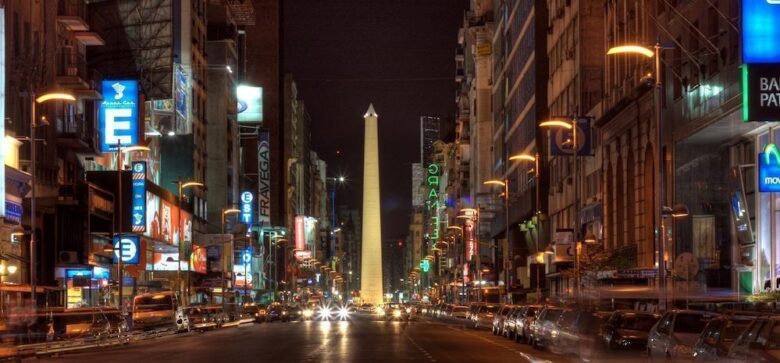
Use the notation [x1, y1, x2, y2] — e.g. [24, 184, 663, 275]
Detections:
[743, 65, 780, 122]
[759, 143, 780, 192]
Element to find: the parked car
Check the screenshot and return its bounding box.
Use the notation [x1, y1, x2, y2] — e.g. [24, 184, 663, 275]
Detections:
[501, 306, 521, 338]
[492, 305, 516, 335]
[512, 305, 542, 343]
[132, 291, 189, 332]
[726, 315, 780, 362]
[466, 302, 486, 321]
[472, 304, 500, 330]
[242, 303, 268, 323]
[693, 313, 757, 361]
[529, 306, 564, 348]
[600, 310, 661, 352]
[184, 305, 226, 330]
[551, 310, 611, 359]
[647, 310, 719, 361]
[450, 305, 469, 319]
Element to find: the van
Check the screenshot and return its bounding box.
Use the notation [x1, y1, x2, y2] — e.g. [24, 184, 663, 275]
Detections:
[132, 291, 189, 332]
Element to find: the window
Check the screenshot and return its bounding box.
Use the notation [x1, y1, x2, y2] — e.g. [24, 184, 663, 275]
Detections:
[656, 313, 673, 334]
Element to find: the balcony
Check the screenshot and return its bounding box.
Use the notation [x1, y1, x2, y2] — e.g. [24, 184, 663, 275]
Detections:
[56, 114, 97, 153]
[57, 52, 90, 90]
[57, 0, 89, 32]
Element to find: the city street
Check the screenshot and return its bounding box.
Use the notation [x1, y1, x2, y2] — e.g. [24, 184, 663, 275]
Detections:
[33, 316, 579, 363]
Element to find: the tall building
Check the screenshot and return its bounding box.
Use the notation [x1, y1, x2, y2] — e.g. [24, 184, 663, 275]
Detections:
[420, 116, 441, 166]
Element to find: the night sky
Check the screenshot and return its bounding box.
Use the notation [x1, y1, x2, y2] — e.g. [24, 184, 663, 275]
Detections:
[283, 0, 468, 238]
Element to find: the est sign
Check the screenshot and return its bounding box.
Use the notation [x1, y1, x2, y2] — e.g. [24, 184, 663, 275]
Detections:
[743, 65, 780, 122]
[99, 80, 139, 151]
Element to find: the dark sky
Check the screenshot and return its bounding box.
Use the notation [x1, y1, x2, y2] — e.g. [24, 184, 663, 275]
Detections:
[283, 0, 467, 238]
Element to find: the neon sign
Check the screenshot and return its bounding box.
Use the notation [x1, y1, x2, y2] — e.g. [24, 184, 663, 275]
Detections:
[427, 163, 440, 241]
[99, 80, 139, 151]
[131, 162, 146, 232]
[240, 191, 253, 224]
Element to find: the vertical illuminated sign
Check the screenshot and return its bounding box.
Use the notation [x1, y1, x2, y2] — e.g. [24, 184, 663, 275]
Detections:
[0, 8, 6, 218]
[131, 162, 146, 232]
[295, 216, 305, 251]
[426, 163, 440, 241]
[99, 80, 139, 151]
[759, 143, 780, 192]
[240, 191, 253, 225]
[465, 218, 476, 261]
[257, 129, 271, 224]
[237, 85, 263, 123]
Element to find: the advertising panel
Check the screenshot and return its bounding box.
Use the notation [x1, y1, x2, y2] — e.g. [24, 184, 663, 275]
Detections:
[241, 191, 253, 225]
[237, 85, 263, 123]
[99, 80, 139, 152]
[257, 129, 271, 224]
[742, 0, 780, 64]
[145, 192, 162, 240]
[295, 216, 305, 252]
[465, 219, 475, 262]
[131, 162, 146, 232]
[190, 246, 207, 274]
[151, 252, 187, 271]
[742, 64, 780, 122]
[174, 64, 190, 133]
[180, 210, 192, 244]
[553, 229, 575, 263]
[160, 199, 178, 245]
[113, 235, 140, 265]
[234, 264, 252, 288]
[760, 143, 780, 192]
[550, 117, 593, 156]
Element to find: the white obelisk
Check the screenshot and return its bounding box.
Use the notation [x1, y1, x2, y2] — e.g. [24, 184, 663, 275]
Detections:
[360, 103, 384, 305]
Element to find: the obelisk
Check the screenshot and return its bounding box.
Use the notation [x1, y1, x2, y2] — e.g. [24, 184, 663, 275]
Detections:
[360, 103, 384, 305]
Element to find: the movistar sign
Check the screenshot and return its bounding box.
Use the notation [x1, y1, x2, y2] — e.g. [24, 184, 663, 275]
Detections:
[759, 143, 780, 192]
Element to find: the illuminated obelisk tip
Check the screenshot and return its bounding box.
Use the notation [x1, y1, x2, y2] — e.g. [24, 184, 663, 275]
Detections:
[360, 103, 384, 305]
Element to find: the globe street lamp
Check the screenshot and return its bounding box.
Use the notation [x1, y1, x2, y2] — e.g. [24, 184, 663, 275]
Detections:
[29, 91, 75, 305]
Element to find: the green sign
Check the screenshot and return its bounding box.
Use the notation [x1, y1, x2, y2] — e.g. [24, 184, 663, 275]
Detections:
[420, 259, 430, 273]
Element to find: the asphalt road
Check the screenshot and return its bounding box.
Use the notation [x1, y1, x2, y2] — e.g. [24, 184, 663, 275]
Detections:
[30, 315, 644, 363]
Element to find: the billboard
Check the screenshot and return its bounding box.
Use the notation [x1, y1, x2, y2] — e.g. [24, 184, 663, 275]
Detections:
[145, 192, 162, 240]
[174, 64, 190, 133]
[113, 235, 140, 265]
[151, 252, 187, 271]
[742, 0, 780, 64]
[99, 80, 139, 152]
[131, 162, 146, 232]
[190, 246, 207, 274]
[295, 216, 305, 252]
[237, 85, 263, 123]
[257, 129, 271, 224]
[160, 199, 178, 245]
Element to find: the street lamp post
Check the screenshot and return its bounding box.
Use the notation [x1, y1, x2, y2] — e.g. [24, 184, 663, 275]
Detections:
[221, 208, 240, 306]
[483, 179, 509, 303]
[458, 208, 480, 301]
[221, 208, 241, 234]
[28, 91, 75, 306]
[608, 42, 667, 309]
[174, 179, 205, 304]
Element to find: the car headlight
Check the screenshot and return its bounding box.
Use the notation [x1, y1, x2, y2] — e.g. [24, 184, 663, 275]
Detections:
[338, 308, 350, 319]
[393, 310, 402, 318]
[377, 309, 386, 316]
[406, 308, 412, 314]
[282, 311, 288, 315]
[303, 309, 313, 318]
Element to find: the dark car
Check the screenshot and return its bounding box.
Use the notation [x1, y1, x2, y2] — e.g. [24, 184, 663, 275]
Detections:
[726, 316, 780, 362]
[600, 310, 661, 352]
[281, 305, 302, 322]
[648, 310, 719, 360]
[242, 303, 268, 323]
[267, 304, 284, 322]
[693, 313, 756, 361]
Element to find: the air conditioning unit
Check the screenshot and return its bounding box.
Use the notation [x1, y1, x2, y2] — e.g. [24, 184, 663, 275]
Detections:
[58, 251, 78, 264]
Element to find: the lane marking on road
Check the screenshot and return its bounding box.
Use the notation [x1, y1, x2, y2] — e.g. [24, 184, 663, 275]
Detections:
[406, 334, 436, 362]
[446, 326, 553, 363]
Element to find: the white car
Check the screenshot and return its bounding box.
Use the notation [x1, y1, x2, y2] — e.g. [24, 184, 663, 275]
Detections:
[648, 310, 718, 360]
